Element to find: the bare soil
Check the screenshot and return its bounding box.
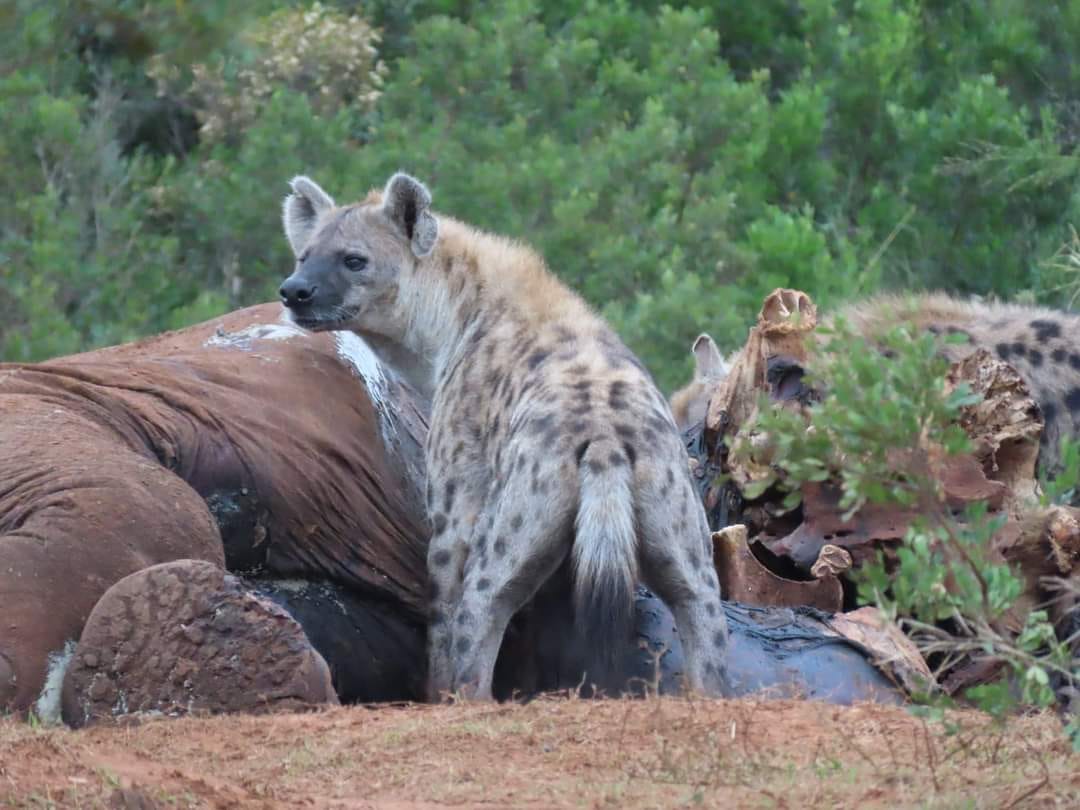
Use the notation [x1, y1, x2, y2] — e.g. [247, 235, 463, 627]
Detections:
[1, 697, 1077, 809]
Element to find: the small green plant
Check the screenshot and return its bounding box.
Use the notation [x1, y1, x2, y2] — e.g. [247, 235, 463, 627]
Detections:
[733, 317, 1077, 737]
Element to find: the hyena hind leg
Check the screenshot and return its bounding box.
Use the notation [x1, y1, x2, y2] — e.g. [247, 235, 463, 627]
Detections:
[637, 471, 730, 697]
[447, 469, 576, 700]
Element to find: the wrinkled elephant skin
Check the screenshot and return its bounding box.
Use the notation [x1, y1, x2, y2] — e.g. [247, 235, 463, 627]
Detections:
[62, 560, 338, 727]
[1, 304, 428, 713]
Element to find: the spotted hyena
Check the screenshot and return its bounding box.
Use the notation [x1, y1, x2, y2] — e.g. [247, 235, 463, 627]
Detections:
[671, 292, 1080, 473]
[277, 172, 730, 701]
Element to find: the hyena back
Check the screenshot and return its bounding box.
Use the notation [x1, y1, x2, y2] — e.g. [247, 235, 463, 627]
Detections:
[277, 172, 730, 700]
[671, 292, 1080, 473]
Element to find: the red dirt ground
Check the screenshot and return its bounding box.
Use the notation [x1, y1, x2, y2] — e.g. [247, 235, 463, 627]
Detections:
[2, 697, 1078, 809]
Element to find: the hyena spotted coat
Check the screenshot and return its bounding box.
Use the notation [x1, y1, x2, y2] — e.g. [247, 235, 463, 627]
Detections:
[671, 292, 1080, 474]
[277, 173, 730, 701]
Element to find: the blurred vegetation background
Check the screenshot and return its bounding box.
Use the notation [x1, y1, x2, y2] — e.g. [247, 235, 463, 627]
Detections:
[4, 1, 1080, 391]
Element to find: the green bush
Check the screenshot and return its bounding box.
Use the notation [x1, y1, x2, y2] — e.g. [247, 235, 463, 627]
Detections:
[4, 1, 1080, 393]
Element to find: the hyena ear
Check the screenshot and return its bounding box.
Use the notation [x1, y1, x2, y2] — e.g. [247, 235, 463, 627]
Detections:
[382, 172, 439, 257]
[282, 176, 336, 256]
[692, 334, 728, 380]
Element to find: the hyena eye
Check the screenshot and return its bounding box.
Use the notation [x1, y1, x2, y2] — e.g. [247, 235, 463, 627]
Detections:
[343, 254, 368, 272]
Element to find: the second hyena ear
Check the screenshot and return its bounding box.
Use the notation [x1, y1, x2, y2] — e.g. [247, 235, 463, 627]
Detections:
[692, 334, 728, 380]
[382, 172, 439, 257]
[282, 176, 336, 256]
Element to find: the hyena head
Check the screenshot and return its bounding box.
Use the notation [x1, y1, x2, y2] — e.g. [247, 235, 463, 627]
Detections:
[278, 172, 439, 337]
[669, 333, 730, 431]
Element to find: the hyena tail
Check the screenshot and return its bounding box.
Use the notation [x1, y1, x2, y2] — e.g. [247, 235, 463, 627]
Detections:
[572, 440, 638, 691]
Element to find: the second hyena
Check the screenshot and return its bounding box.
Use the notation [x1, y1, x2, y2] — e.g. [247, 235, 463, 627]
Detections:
[671, 292, 1080, 473]
[277, 173, 730, 700]
[669, 333, 730, 435]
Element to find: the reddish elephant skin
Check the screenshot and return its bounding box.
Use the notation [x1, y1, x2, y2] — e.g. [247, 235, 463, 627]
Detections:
[0, 303, 429, 714]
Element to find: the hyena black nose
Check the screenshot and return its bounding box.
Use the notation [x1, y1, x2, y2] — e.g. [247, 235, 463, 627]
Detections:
[279, 277, 317, 308]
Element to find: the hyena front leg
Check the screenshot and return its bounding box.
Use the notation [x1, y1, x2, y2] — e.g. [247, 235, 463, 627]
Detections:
[447, 458, 576, 700]
[638, 464, 730, 697]
[426, 527, 466, 703]
[424, 460, 488, 703]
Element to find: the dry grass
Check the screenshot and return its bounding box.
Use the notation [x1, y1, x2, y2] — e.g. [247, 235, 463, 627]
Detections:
[1, 697, 1078, 808]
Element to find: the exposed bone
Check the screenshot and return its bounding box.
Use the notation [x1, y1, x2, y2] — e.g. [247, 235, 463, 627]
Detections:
[705, 288, 818, 438]
[811, 544, 853, 579]
[947, 348, 1043, 512]
[712, 524, 842, 613]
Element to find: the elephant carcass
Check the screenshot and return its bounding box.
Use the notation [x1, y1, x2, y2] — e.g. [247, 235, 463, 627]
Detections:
[0, 304, 429, 714]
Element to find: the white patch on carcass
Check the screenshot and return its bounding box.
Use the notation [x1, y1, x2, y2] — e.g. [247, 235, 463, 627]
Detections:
[34, 640, 76, 725]
[203, 313, 400, 444]
[331, 330, 398, 442]
[204, 320, 307, 350]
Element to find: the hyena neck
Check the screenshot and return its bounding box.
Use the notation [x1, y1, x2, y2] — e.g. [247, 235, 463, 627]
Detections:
[396, 248, 485, 392]
[356, 331, 436, 401]
[396, 217, 584, 390]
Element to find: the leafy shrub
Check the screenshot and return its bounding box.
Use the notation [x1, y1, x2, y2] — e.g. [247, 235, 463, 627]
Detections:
[733, 321, 979, 511]
[0, 74, 183, 360]
[147, 2, 386, 145]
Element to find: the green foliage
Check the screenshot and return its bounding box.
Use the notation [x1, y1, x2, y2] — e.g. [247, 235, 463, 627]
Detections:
[147, 2, 386, 145]
[5, 1, 1080, 391]
[736, 319, 1077, 734]
[854, 504, 1019, 625]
